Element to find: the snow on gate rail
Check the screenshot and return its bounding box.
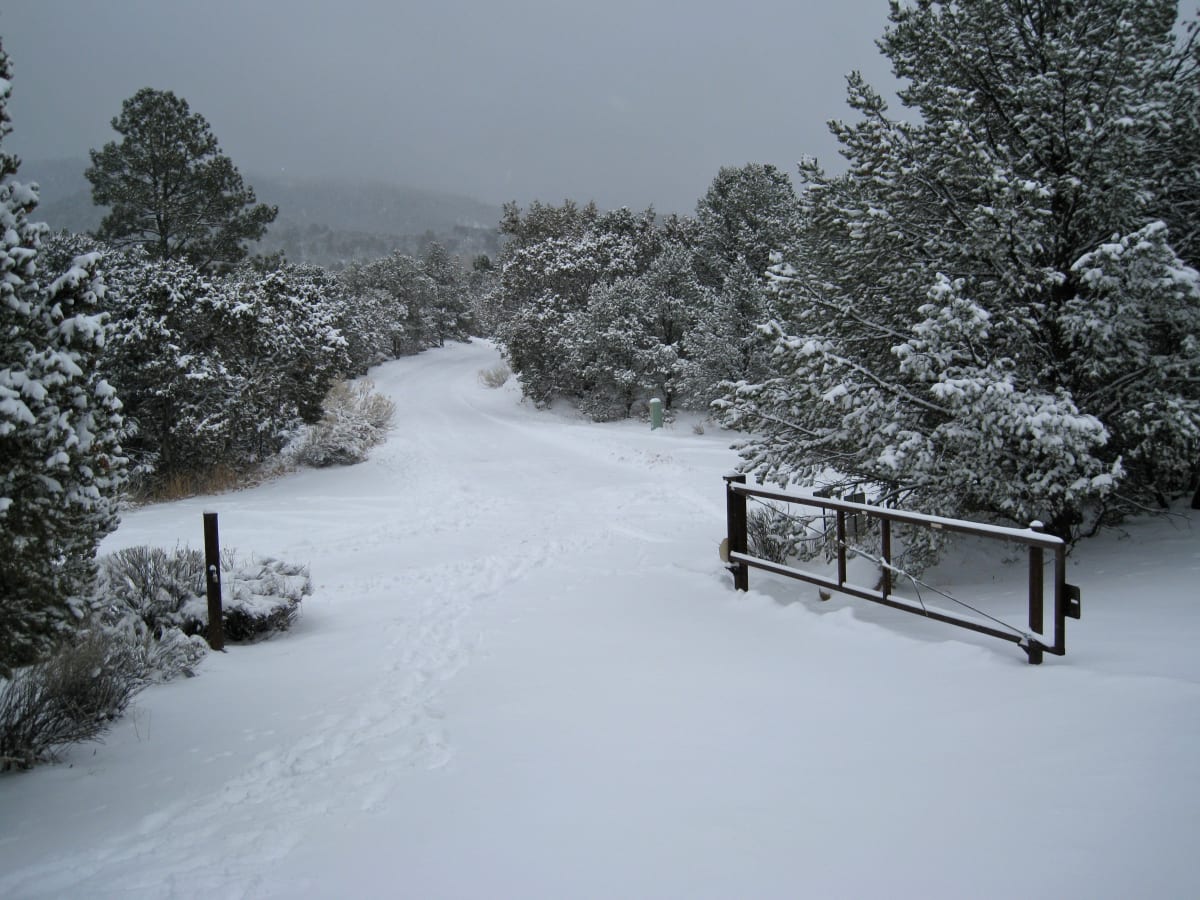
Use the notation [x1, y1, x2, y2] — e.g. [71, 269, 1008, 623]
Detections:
[722, 474, 1082, 664]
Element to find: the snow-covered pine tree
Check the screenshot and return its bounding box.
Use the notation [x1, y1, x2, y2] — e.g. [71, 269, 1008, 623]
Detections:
[339, 251, 437, 358]
[422, 242, 474, 344]
[224, 263, 350, 430]
[693, 163, 800, 289]
[494, 204, 660, 407]
[99, 252, 348, 485]
[685, 166, 795, 403]
[1, 42, 128, 672]
[718, 0, 1200, 541]
[568, 242, 718, 419]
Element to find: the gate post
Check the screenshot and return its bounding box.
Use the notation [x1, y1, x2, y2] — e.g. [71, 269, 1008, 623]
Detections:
[1026, 521, 1045, 664]
[203, 511, 225, 651]
[724, 473, 749, 591]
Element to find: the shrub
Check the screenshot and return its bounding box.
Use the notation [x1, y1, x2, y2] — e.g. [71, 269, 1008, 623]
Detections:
[100, 545, 206, 633]
[98, 546, 311, 643]
[294, 379, 395, 467]
[477, 363, 511, 388]
[183, 557, 310, 642]
[746, 505, 800, 565]
[0, 545, 310, 771]
[132, 464, 248, 503]
[0, 630, 147, 771]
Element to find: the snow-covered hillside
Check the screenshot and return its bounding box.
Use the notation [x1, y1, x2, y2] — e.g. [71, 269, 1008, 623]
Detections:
[1, 340, 1197, 899]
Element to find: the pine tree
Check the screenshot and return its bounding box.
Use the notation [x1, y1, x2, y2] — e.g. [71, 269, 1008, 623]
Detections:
[693, 163, 800, 289]
[570, 242, 718, 418]
[1, 42, 128, 672]
[718, 0, 1200, 541]
[494, 204, 661, 407]
[98, 252, 347, 484]
[339, 251, 437, 357]
[86, 88, 277, 272]
[422, 242, 474, 344]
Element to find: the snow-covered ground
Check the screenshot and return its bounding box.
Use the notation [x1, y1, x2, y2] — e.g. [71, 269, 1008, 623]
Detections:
[1, 339, 1197, 899]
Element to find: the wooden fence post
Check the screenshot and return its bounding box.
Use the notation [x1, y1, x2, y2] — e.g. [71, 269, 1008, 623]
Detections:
[203, 511, 225, 651]
[725, 473, 749, 591]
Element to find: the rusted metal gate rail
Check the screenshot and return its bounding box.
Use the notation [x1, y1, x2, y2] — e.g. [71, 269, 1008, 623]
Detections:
[723, 474, 1081, 664]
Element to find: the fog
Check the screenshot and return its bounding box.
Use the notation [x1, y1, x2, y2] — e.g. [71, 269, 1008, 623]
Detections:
[1, 0, 898, 213]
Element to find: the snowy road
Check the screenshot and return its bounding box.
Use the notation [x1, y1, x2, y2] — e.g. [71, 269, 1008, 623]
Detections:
[2, 340, 1198, 899]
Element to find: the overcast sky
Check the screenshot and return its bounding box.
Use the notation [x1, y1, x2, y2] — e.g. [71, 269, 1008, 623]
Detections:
[3, 1, 1195, 214]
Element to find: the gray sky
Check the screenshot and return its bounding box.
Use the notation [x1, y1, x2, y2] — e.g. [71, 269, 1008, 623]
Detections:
[0, 0, 1174, 215]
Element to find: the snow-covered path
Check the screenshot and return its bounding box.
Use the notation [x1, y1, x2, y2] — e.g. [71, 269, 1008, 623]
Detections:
[2, 340, 1198, 899]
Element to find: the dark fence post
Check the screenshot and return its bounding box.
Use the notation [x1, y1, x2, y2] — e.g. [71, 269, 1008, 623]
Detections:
[203, 511, 225, 651]
[725, 473, 749, 591]
[835, 511, 848, 586]
[880, 519, 892, 599]
[1027, 521, 1045, 664]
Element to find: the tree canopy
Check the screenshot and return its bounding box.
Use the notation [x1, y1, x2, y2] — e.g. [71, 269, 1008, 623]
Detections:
[717, 0, 1200, 545]
[86, 88, 276, 271]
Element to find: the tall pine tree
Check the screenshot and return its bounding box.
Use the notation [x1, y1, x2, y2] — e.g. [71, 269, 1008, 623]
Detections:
[719, 0, 1200, 541]
[86, 88, 277, 272]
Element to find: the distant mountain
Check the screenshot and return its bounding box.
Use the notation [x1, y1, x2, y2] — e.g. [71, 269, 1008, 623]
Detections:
[249, 174, 503, 267]
[13, 158, 504, 267]
[17, 157, 105, 234]
[251, 173, 501, 235]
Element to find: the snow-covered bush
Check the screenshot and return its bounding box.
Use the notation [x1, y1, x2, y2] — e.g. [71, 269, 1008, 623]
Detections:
[114, 617, 208, 684]
[89, 250, 348, 492]
[206, 558, 309, 642]
[336, 246, 474, 366]
[477, 363, 510, 388]
[0, 630, 147, 771]
[745, 505, 797, 565]
[294, 379, 395, 467]
[100, 545, 207, 631]
[99, 546, 311, 643]
[1, 42, 128, 674]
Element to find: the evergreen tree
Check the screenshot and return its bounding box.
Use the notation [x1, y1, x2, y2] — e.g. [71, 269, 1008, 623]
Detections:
[466, 254, 500, 338]
[97, 251, 347, 483]
[693, 163, 800, 288]
[86, 88, 277, 271]
[569, 242, 717, 418]
[718, 0, 1200, 541]
[339, 251, 437, 358]
[683, 256, 774, 405]
[422, 242, 474, 343]
[1155, 17, 1200, 269]
[1, 43, 128, 672]
[494, 204, 661, 407]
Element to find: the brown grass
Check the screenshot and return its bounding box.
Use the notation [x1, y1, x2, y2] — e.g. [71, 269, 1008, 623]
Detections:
[130, 463, 278, 505]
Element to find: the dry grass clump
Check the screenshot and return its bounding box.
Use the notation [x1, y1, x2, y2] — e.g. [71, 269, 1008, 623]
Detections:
[477, 363, 511, 388]
[0, 632, 146, 771]
[294, 379, 395, 467]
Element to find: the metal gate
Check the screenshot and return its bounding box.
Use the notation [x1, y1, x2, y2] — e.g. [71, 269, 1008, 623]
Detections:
[723, 474, 1081, 664]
